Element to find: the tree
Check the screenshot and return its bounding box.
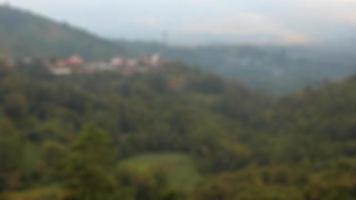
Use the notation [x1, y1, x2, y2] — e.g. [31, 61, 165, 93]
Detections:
[41, 141, 68, 182]
[64, 125, 118, 200]
[115, 167, 182, 200]
[0, 117, 24, 191]
[3, 93, 28, 120]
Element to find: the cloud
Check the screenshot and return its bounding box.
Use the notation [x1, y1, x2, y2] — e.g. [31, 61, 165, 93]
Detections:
[4, 0, 356, 44]
[257, 0, 356, 24]
[133, 16, 161, 28]
[180, 12, 310, 44]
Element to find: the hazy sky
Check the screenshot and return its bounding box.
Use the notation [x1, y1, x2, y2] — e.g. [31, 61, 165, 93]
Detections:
[2, 0, 356, 45]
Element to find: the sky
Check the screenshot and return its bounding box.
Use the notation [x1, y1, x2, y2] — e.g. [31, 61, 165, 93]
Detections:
[2, 0, 356, 45]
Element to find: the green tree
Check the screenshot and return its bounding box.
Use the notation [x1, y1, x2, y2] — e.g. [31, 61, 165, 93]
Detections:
[3, 93, 28, 120]
[64, 125, 118, 200]
[0, 117, 24, 191]
[116, 167, 182, 200]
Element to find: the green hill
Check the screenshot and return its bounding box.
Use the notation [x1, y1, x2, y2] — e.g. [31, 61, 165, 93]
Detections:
[122, 42, 356, 95]
[1, 5, 355, 95]
[1, 59, 356, 199]
[0, 5, 125, 60]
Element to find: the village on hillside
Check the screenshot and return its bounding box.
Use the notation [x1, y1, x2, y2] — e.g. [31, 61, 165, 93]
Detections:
[0, 53, 168, 76]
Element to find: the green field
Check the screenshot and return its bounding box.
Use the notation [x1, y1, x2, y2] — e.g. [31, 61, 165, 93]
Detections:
[119, 153, 202, 192]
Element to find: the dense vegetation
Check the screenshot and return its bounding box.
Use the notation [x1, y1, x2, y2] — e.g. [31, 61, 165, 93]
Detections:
[0, 60, 356, 200]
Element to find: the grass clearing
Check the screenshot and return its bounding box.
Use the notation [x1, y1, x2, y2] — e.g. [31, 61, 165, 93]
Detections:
[119, 153, 202, 192]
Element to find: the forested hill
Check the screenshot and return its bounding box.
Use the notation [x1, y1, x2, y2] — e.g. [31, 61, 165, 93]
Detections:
[1, 5, 355, 95]
[1, 61, 356, 199]
[122, 42, 356, 94]
[0, 5, 125, 60]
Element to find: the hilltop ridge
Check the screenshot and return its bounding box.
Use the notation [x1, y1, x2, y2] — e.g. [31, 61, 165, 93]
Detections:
[0, 5, 125, 60]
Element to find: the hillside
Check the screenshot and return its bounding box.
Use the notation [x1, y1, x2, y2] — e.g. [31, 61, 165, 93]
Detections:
[123, 41, 356, 94]
[1, 60, 356, 199]
[0, 5, 125, 60]
[1, 5, 355, 95]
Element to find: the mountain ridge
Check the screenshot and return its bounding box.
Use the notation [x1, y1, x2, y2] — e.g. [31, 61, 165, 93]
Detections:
[0, 5, 126, 60]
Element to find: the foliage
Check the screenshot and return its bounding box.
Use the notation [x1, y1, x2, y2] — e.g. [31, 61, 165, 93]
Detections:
[0, 62, 356, 199]
[118, 153, 201, 192]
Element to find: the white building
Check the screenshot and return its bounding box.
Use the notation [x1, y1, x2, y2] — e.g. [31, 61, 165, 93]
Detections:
[50, 67, 72, 76]
[111, 57, 125, 67]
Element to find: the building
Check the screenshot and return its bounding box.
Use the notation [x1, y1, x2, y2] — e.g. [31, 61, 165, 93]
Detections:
[50, 67, 72, 76]
[87, 62, 116, 72]
[150, 53, 162, 66]
[126, 58, 138, 68]
[66, 55, 84, 66]
[111, 57, 125, 67]
[139, 53, 164, 68]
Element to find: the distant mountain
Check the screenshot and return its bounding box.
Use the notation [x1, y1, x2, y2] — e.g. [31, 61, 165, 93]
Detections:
[1, 5, 355, 95]
[0, 5, 125, 60]
[122, 41, 356, 94]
